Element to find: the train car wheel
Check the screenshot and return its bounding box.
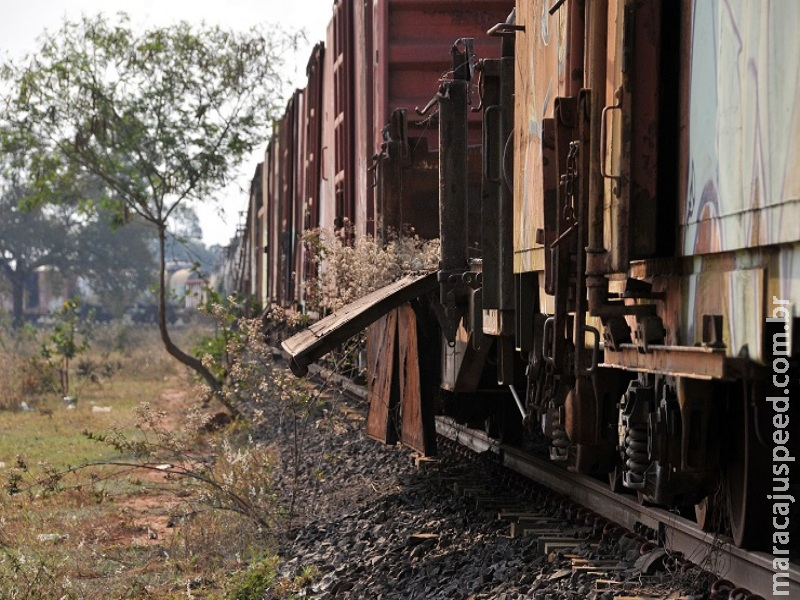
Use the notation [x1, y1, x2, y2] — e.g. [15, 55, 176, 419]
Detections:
[694, 482, 724, 533]
[725, 381, 771, 549]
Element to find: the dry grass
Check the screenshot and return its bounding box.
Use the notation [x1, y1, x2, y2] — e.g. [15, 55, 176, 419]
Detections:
[0, 321, 281, 599]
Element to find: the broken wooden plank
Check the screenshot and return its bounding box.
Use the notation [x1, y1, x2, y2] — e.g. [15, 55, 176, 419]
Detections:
[365, 311, 398, 444]
[281, 272, 438, 376]
[398, 304, 427, 454]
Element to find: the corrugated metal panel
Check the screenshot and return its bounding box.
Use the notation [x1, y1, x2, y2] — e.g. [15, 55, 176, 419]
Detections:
[304, 44, 325, 233]
[331, 0, 356, 230]
[277, 95, 295, 306]
[244, 164, 263, 299]
[316, 0, 513, 241]
[319, 21, 337, 232]
[354, 0, 376, 237]
[301, 43, 325, 307]
[265, 134, 281, 305]
[292, 89, 307, 305]
[373, 0, 513, 153]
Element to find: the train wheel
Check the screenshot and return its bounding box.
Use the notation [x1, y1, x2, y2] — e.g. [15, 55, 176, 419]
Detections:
[725, 381, 771, 549]
[694, 481, 725, 532]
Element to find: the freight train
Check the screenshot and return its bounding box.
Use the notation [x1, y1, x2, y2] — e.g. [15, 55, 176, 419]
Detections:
[232, 0, 800, 551]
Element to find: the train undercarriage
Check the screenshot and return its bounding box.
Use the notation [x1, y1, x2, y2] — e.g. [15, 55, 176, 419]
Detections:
[282, 1, 799, 554]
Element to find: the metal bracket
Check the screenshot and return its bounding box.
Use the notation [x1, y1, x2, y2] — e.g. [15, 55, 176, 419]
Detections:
[543, 316, 555, 366]
[600, 86, 624, 197]
[487, 23, 525, 37]
[602, 315, 632, 352]
[635, 315, 666, 354]
[702, 314, 726, 349]
[581, 325, 601, 375]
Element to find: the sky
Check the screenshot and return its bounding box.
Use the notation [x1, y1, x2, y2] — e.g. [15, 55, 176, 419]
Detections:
[0, 0, 334, 247]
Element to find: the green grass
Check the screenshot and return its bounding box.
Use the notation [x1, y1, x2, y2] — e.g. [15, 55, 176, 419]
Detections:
[0, 367, 182, 470]
[0, 320, 300, 599]
[0, 323, 204, 470]
[0, 324, 218, 599]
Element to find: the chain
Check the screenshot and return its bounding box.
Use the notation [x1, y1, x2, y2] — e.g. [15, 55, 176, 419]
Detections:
[562, 141, 580, 224]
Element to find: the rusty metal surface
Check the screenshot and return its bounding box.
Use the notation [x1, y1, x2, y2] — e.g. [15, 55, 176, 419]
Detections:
[598, 0, 663, 271]
[602, 344, 730, 379]
[268, 89, 307, 308]
[376, 115, 483, 243]
[373, 0, 512, 153]
[513, 0, 569, 273]
[238, 164, 261, 299]
[304, 43, 325, 235]
[264, 136, 280, 304]
[628, 249, 799, 366]
[353, 0, 375, 237]
[291, 90, 307, 306]
[281, 272, 438, 376]
[318, 19, 336, 232]
[331, 0, 356, 232]
[440, 319, 488, 393]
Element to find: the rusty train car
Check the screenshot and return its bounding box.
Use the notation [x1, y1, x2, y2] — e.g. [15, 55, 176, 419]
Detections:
[238, 0, 800, 551]
[235, 0, 510, 307]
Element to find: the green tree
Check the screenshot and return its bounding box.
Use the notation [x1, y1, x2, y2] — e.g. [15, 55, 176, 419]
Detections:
[0, 175, 157, 324]
[41, 297, 92, 398]
[2, 14, 296, 398]
[0, 182, 76, 326]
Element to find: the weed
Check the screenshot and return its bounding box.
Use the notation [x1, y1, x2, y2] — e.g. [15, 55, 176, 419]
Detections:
[40, 297, 94, 398]
[302, 222, 438, 315]
[221, 555, 317, 600]
[295, 223, 438, 379]
[224, 555, 279, 600]
[0, 545, 83, 599]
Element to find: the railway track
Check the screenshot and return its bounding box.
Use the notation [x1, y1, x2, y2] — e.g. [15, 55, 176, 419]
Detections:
[304, 363, 799, 598]
[436, 416, 800, 599]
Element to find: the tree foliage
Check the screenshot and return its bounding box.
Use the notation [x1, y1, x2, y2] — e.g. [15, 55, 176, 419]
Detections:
[0, 176, 156, 325]
[0, 179, 156, 326]
[2, 13, 297, 393]
[40, 297, 93, 398]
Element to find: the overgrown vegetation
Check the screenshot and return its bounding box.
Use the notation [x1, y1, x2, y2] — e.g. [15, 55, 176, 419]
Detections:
[0, 295, 336, 598]
[302, 223, 439, 314]
[2, 13, 300, 395]
[39, 297, 93, 399]
[0, 203, 437, 599]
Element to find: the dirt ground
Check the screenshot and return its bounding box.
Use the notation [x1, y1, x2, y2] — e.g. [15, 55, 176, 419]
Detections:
[107, 382, 198, 548]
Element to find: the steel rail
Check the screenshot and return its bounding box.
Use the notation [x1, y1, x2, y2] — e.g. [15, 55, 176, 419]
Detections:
[436, 416, 800, 599]
[298, 367, 800, 599]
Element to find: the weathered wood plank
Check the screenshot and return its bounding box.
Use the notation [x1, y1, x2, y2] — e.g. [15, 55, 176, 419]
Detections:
[365, 310, 398, 443]
[398, 304, 424, 453]
[281, 272, 438, 376]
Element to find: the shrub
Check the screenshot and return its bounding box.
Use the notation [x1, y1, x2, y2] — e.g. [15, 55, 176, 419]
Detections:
[302, 223, 439, 314]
